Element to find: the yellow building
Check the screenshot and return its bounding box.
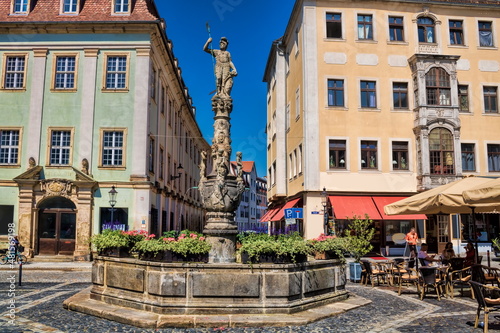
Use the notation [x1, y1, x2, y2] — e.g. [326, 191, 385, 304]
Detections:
[264, 0, 500, 255]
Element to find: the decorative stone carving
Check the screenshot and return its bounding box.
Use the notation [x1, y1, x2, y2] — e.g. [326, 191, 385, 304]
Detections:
[28, 157, 36, 169]
[41, 179, 73, 198]
[203, 37, 237, 98]
[81, 158, 89, 175]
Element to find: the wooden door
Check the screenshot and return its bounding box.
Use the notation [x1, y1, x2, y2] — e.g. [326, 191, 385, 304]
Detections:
[38, 210, 76, 255]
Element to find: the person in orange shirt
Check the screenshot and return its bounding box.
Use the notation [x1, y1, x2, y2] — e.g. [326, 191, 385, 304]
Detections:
[405, 227, 418, 268]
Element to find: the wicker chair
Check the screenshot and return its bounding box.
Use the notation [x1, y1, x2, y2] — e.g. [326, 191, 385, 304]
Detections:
[447, 266, 472, 298]
[397, 266, 420, 296]
[362, 260, 388, 287]
[418, 267, 446, 300]
[469, 281, 500, 333]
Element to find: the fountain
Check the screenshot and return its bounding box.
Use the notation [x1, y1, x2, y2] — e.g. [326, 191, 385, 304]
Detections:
[63, 35, 356, 329]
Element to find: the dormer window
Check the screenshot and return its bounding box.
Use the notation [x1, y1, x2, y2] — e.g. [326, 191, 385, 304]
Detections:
[114, 0, 130, 14]
[13, 0, 29, 14]
[418, 17, 435, 43]
[62, 0, 79, 14]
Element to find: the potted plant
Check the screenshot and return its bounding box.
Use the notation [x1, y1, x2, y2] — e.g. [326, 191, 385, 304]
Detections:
[90, 229, 132, 257]
[238, 232, 311, 264]
[345, 215, 375, 282]
[133, 230, 211, 262]
[308, 234, 348, 262]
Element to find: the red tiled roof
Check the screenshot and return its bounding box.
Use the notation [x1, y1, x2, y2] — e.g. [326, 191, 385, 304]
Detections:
[0, 0, 159, 23]
[230, 161, 255, 174]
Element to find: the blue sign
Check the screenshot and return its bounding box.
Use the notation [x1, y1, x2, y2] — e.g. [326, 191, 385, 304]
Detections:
[284, 208, 303, 219]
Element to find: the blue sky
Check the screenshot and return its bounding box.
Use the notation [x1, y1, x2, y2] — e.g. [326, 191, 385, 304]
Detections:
[157, 1, 296, 177]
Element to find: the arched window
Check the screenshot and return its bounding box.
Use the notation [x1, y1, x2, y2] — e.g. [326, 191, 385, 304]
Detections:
[426, 68, 451, 106]
[418, 17, 435, 43]
[429, 128, 454, 175]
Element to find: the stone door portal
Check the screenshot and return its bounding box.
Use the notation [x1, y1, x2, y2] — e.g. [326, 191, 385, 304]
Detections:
[37, 197, 76, 256]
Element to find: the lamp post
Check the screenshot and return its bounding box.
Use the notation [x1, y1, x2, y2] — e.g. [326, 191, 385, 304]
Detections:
[170, 164, 184, 180]
[321, 187, 328, 235]
[108, 185, 118, 226]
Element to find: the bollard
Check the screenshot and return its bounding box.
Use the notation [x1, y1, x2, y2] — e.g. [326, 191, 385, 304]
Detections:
[18, 261, 22, 286]
[487, 250, 491, 268]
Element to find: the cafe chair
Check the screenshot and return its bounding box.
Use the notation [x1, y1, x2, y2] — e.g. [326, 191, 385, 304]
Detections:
[472, 265, 500, 288]
[448, 266, 472, 298]
[397, 266, 420, 296]
[419, 267, 446, 301]
[469, 281, 500, 333]
[362, 260, 388, 287]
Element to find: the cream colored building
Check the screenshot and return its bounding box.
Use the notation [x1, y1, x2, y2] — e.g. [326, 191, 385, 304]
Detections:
[264, 0, 500, 254]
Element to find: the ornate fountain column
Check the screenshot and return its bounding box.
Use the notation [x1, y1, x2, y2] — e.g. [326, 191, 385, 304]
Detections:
[199, 36, 244, 263]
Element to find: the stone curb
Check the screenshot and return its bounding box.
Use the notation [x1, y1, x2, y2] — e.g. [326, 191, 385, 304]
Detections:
[63, 288, 371, 329]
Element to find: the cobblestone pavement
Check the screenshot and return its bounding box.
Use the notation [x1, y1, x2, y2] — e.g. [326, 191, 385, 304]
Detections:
[0, 264, 496, 333]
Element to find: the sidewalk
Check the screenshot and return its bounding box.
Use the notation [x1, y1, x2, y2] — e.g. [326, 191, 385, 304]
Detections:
[0, 261, 92, 271]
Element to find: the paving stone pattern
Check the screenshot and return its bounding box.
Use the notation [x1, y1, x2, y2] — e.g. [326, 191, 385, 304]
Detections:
[0, 268, 493, 332]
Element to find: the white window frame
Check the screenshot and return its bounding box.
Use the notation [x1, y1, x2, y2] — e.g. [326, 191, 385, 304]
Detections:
[47, 128, 74, 166]
[0, 128, 22, 166]
[2, 54, 27, 90]
[61, 0, 79, 14]
[113, 0, 130, 14]
[12, 0, 29, 14]
[99, 128, 126, 168]
[102, 53, 129, 91]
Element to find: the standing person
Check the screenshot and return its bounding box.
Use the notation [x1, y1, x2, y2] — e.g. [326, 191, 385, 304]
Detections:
[405, 227, 418, 268]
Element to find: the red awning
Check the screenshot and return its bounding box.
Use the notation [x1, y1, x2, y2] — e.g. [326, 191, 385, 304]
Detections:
[329, 196, 382, 220]
[372, 197, 427, 220]
[260, 207, 280, 222]
[270, 198, 301, 222]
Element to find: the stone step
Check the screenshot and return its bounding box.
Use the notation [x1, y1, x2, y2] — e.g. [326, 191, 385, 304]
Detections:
[31, 255, 75, 262]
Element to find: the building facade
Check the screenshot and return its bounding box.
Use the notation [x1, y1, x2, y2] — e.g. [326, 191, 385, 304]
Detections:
[231, 161, 268, 233]
[0, 0, 210, 260]
[264, 0, 500, 254]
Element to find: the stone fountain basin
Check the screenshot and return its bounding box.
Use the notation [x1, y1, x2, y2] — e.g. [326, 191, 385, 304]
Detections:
[63, 257, 355, 328]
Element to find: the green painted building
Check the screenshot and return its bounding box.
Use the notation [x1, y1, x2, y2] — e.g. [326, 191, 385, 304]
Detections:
[0, 0, 209, 260]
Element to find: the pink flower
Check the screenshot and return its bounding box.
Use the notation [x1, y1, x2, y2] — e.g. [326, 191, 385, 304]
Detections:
[199, 237, 205, 241]
[190, 234, 198, 239]
[167, 237, 175, 242]
[163, 238, 167, 241]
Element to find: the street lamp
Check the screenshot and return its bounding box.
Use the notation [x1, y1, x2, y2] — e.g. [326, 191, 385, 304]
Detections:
[321, 187, 328, 235]
[108, 185, 118, 225]
[170, 164, 184, 180]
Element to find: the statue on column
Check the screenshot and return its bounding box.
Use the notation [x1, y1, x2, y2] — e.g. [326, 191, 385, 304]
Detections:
[204, 37, 237, 98]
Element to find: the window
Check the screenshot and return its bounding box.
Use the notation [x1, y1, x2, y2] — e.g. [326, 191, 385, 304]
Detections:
[484, 86, 498, 113]
[329, 140, 346, 169]
[298, 144, 303, 174]
[102, 130, 124, 166]
[418, 17, 435, 43]
[361, 141, 377, 169]
[458, 85, 469, 112]
[151, 66, 156, 100]
[288, 153, 293, 179]
[392, 141, 408, 170]
[389, 16, 404, 41]
[3, 55, 26, 89]
[62, 0, 78, 13]
[54, 56, 76, 89]
[360, 81, 376, 108]
[326, 13, 342, 38]
[13, 0, 29, 14]
[426, 68, 451, 106]
[0, 129, 20, 165]
[479, 21, 493, 47]
[327, 79, 344, 107]
[357, 15, 373, 40]
[429, 128, 454, 175]
[285, 104, 290, 131]
[488, 144, 500, 172]
[114, 0, 129, 13]
[295, 88, 300, 118]
[149, 136, 155, 173]
[105, 55, 127, 89]
[159, 147, 164, 180]
[449, 20, 464, 45]
[393, 82, 408, 109]
[461, 143, 475, 172]
[50, 130, 71, 165]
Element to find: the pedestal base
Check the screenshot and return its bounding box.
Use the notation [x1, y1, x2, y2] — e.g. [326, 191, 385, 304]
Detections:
[204, 230, 237, 263]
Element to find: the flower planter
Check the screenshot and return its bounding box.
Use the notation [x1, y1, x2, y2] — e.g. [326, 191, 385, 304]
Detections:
[314, 250, 339, 260]
[99, 247, 130, 258]
[171, 253, 209, 263]
[240, 252, 307, 264]
[140, 251, 173, 262]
